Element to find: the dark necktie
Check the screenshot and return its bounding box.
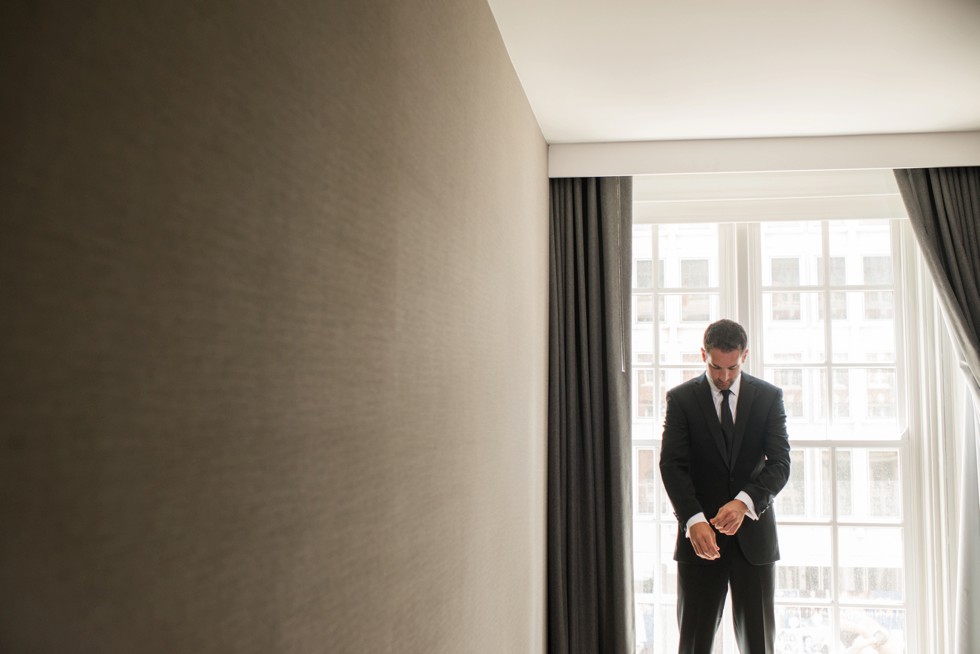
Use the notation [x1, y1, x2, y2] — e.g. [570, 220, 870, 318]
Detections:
[720, 389, 735, 453]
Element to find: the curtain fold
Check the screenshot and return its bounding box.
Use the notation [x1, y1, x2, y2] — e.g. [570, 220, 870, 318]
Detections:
[548, 177, 634, 654]
[894, 166, 980, 653]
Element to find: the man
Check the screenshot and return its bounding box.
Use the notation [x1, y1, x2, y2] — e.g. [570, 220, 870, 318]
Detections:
[659, 319, 791, 654]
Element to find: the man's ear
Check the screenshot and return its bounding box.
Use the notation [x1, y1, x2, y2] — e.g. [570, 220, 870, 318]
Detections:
[701, 347, 707, 362]
[741, 348, 749, 363]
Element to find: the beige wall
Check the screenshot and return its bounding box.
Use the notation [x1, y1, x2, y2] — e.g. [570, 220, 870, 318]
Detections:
[0, 2, 549, 652]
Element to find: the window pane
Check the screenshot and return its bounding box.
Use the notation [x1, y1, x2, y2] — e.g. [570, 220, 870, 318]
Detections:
[635, 294, 655, 324]
[776, 448, 832, 521]
[634, 598, 657, 652]
[659, 297, 720, 363]
[763, 292, 826, 362]
[659, 368, 703, 418]
[775, 606, 833, 653]
[836, 448, 902, 522]
[635, 603, 656, 653]
[680, 293, 712, 322]
[761, 222, 822, 286]
[636, 448, 659, 514]
[838, 450, 852, 515]
[680, 259, 710, 288]
[825, 368, 900, 439]
[762, 367, 827, 439]
[777, 526, 832, 600]
[659, 224, 719, 288]
[817, 290, 848, 321]
[633, 542, 657, 596]
[635, 369, 656, 419]
[768, 291, 801, 321]
[829, 220, 892, 286]
[771, 257, 801, 286]
[777, 450, 807, 517]
[838, 527, 904, 602]
[832, 368, 850, 419]
[831, 293, 896, 362]
[634, 224, 654, 257]
[863, 290, 895, 320]
[633, 322, 654, 366]
[637, 604, 684, 654]
[773, 368, 804, 417]
[866, 368, 897, 420]
[636, 259, 654, 289]
[869, 450, 901, 518]
[660, 524, 678, 594]
[659, 294, 721, 328]
[817, 255, 846, 286]
[840, 608, 906, 653]
[863, 255, 893, 285]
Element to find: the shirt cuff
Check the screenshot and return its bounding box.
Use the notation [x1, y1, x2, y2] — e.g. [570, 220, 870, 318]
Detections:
[684, 512, 707, 537]
[736, 491, 758, 520]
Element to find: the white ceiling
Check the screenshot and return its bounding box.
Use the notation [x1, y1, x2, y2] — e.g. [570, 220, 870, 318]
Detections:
[486, 0, 980, 144]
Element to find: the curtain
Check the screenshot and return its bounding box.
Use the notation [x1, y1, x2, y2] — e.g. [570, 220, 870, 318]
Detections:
[548, 177, 634, 654]
[894, 167, 980, 653]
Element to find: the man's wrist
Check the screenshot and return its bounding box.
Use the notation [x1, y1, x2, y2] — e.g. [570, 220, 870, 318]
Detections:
[735, 491, 758, 520]
[684, 512, 707, 538]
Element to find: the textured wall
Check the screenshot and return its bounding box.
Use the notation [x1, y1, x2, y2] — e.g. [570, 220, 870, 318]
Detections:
[0, 2, 548, 652]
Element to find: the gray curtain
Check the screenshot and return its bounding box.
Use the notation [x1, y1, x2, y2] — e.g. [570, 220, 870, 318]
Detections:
[548, 177, 634, 654]
[894, 166, 980, 653]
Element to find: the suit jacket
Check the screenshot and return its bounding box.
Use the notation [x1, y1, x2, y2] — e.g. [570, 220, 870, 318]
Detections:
[659, 372, 791, 565]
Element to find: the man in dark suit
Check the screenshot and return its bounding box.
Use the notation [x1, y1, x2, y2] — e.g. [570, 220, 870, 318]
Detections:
[660, 319, 791, 654]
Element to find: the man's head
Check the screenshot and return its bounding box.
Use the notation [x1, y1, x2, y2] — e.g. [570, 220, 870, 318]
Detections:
[701, 319, 748, 391]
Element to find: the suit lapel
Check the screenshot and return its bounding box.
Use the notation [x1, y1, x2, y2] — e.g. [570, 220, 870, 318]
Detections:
[695, 375, 730, 465]
[729, 374, 757, 466]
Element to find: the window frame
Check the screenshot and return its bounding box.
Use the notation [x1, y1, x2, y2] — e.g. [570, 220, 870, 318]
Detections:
[631, 218, 922, 653]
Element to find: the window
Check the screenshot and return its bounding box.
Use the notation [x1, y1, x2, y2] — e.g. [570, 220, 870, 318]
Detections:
[636, 449, 659, 514]
[866, 369, 896, 419]
[818, 256, 846, 286]
[773, 368, 804, 418]
[863, 256, 893, 284]
[632, 218, 909, 653]
[681, 259, 709, 287]
[636, 259, 654, 288]
[770, 258, 802, 321]
[635, 369, 656, 418]
[832, 369, 850, 419]
[869, 450, 900, 518]
[680, 294, 711, 322]
[635, 295, 654, 323]
[865, 291, 894, 320]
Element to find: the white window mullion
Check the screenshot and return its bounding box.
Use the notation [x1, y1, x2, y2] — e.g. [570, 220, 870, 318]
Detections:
[830, 443, 841, 646]
[651, 226, 662, 425]
[822, 221, 834, 430]
[738, 222, 763, 374]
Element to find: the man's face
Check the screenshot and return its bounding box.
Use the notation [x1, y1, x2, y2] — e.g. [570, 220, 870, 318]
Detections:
[701, 347, 747, 391]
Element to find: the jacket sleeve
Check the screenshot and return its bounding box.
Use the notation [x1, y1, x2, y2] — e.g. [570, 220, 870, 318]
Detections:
[659, 389, 703, 524]
[742, 388, 792, 515]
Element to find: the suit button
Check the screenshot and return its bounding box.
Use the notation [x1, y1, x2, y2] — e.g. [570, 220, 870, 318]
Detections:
[729, 476, 735, 482]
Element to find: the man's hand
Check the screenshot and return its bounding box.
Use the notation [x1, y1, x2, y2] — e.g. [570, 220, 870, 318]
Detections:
[688, 522, 720, 560]
[710, 500, 748, 536]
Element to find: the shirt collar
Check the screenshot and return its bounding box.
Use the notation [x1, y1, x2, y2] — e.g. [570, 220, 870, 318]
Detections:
[706, 373, 742, 398]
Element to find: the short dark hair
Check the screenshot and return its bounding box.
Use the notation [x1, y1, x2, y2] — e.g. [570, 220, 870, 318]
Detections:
[703, 319, 747, 353]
